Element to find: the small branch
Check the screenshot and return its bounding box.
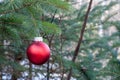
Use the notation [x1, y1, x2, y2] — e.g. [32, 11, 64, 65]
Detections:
[47, 9, 57, 80]
[50, 9, 57, 23]
[72, 0, 92, 62]
[29, 62, 32, 80]
[67, 0, 93, 80]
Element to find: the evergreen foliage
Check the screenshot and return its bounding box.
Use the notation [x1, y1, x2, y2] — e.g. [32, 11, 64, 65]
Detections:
[0, 0, 120, 80]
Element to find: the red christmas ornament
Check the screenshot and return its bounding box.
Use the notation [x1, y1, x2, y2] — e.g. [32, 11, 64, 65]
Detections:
[26, 37, 50, 65]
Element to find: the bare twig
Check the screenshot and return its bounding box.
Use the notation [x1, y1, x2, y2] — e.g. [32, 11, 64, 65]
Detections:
[67, 0, 93, 80]
[47, 9, 57, 80]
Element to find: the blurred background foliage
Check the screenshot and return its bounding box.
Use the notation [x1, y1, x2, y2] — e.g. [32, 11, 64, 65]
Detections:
[0, 0, 120, 80]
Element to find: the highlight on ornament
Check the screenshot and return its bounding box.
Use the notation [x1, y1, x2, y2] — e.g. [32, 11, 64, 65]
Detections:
[26, 37, 50, 65]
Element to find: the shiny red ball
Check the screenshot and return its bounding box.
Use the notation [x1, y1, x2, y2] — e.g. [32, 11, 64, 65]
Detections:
[26, 41, 50, 65]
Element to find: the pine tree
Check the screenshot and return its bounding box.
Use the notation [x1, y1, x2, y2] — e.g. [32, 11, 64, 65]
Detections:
[0, 0, 120, 80]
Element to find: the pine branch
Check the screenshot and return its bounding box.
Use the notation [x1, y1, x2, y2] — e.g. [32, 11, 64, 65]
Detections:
[0, 21, 21, 26]
[0, 1, 38, 15]
[67, 0, 93, 80]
